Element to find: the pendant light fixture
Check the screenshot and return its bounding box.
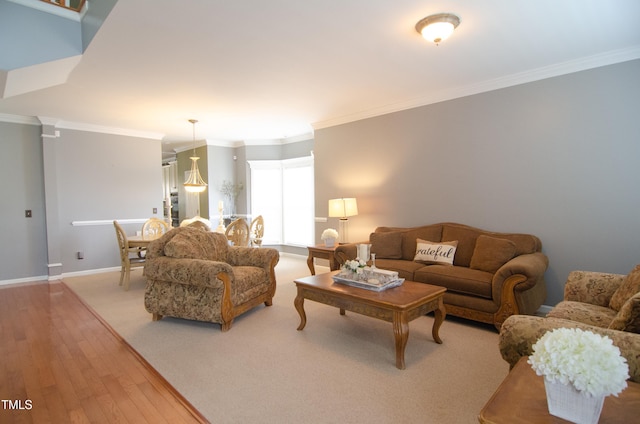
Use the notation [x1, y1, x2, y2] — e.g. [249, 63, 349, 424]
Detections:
[183, 119, 208, 193]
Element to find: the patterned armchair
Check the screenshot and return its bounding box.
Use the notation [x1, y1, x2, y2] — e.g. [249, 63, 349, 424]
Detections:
[143, 226, 279, 331]
[499, 267, 640, 382]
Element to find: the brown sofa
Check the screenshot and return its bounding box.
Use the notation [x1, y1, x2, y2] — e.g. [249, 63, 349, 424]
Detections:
[143, 226, 279, 331]
[334, 222, 548, 329]
[499, 268, 640, 382]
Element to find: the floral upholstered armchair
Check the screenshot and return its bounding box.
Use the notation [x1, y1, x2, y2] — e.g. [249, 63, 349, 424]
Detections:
[143, 225, 279, 331]
[499, 266, 640, 382]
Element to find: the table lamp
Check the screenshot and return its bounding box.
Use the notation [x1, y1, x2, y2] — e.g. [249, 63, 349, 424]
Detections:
[328, 198, 358, 244]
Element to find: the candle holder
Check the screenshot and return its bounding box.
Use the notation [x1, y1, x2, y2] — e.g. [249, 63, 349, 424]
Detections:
[215, 203, 226, 233]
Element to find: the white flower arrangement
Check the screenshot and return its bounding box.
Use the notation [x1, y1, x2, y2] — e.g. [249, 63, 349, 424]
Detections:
[321, 228, 339, 241]
[343, 259, 367, 275]
[528, 328, 629, 398]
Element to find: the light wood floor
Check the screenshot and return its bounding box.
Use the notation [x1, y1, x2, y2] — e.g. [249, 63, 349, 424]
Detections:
[0, 280, 209, 424]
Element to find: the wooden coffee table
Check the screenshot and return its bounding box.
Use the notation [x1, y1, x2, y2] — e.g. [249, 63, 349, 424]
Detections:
[294, 271, 446, 369]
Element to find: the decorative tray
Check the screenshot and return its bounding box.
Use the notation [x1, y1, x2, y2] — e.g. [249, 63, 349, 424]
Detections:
[332, 275, 405, 292]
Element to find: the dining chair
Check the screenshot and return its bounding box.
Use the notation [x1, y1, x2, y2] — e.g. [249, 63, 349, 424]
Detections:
[113, 220, 146, 290]
[250, 215, 264, 247]
[225, 218, 250, 246]
[142, 217, 170, 237]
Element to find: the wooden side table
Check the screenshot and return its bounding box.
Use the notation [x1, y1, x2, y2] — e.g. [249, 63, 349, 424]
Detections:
[306, 245, 339, 275]
[478, 357, 640, 423]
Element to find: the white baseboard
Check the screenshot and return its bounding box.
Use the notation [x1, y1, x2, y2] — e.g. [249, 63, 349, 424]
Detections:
[60, 266, 121, 278]
[0, 267, 122, 287]
[0, 275, 48, 286]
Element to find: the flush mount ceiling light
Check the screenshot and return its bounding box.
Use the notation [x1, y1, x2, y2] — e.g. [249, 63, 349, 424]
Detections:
[183, 119, 208, 193]
[415, 13, 460, 45]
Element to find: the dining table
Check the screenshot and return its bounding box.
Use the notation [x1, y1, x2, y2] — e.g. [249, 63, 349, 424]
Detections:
[127, 234, 162, 249]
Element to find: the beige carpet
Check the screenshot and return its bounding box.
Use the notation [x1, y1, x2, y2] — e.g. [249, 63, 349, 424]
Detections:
[64, 255, 508, 424]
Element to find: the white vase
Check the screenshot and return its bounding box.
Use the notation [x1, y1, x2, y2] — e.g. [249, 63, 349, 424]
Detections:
[324, 238, 335, 247]
[544, 378, 605, 424]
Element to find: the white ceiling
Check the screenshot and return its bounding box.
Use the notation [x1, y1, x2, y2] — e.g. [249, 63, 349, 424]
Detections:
[1, 0, 639, 158]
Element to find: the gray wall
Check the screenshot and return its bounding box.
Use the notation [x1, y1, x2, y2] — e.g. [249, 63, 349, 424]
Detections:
[208, 145, 236, 218]
[46, 128, 163, 274]
[0, 0, 81, 70]
[314, 59, 640, 306]
[0, 120, 311, 284]
[0, 120, 48, 280]
[0, 0, 116, 70]
[3, 59, 638, 306]
[0, 120, 163, 282]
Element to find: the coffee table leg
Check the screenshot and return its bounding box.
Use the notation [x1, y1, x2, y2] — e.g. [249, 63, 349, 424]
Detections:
[294, 290, 307, 330]
[393, 311, 409, 370]
[432, 298, 446, 344]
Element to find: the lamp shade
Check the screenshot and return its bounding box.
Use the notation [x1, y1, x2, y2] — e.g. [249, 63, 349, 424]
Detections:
[328, 198, 358, 218]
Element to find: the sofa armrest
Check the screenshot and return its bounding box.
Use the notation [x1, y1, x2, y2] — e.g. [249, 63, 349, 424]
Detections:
[499, 315, 640, 383]
[334, 243, 358, 266]
[563, 270, 625, 307]
[144, 256, 233, 288]
[492, 252, 549, 301]
[226, 246, 279, 269]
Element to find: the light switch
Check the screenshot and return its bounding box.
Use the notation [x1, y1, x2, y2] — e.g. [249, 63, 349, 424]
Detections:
[25, 210, 32, 218]
[153, 207, 158, 214]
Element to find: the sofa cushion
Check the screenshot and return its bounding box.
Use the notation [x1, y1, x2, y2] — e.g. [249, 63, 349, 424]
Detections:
[414, 239, 458, 265]
[609, 292, 640, 333]
[414, 265, 493, 299]
[470, 235, 517, 274]
[373, 259, 425, 280]
[232, 266, 271, 304]
[546, 300, 618, 329]
[164, 229, 228, 262]
[441, 225, 480, 267]
[396, 225, 442, 260]
[610, 264, 640, 311]
[370, 231, 403, 259]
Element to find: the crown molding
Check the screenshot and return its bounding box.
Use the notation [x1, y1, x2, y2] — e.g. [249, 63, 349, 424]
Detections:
[312, 46, 640, 130]
[0, 113, 40, 125]
[174, 141, 211, 153]
[207, 139, 241, 148]
[37, 117, 165, 140]
[281, 132, 314, 144]
[174, 132, 315, 151]
[233, 132, 315, 147]
[236, 139, 285, 147]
